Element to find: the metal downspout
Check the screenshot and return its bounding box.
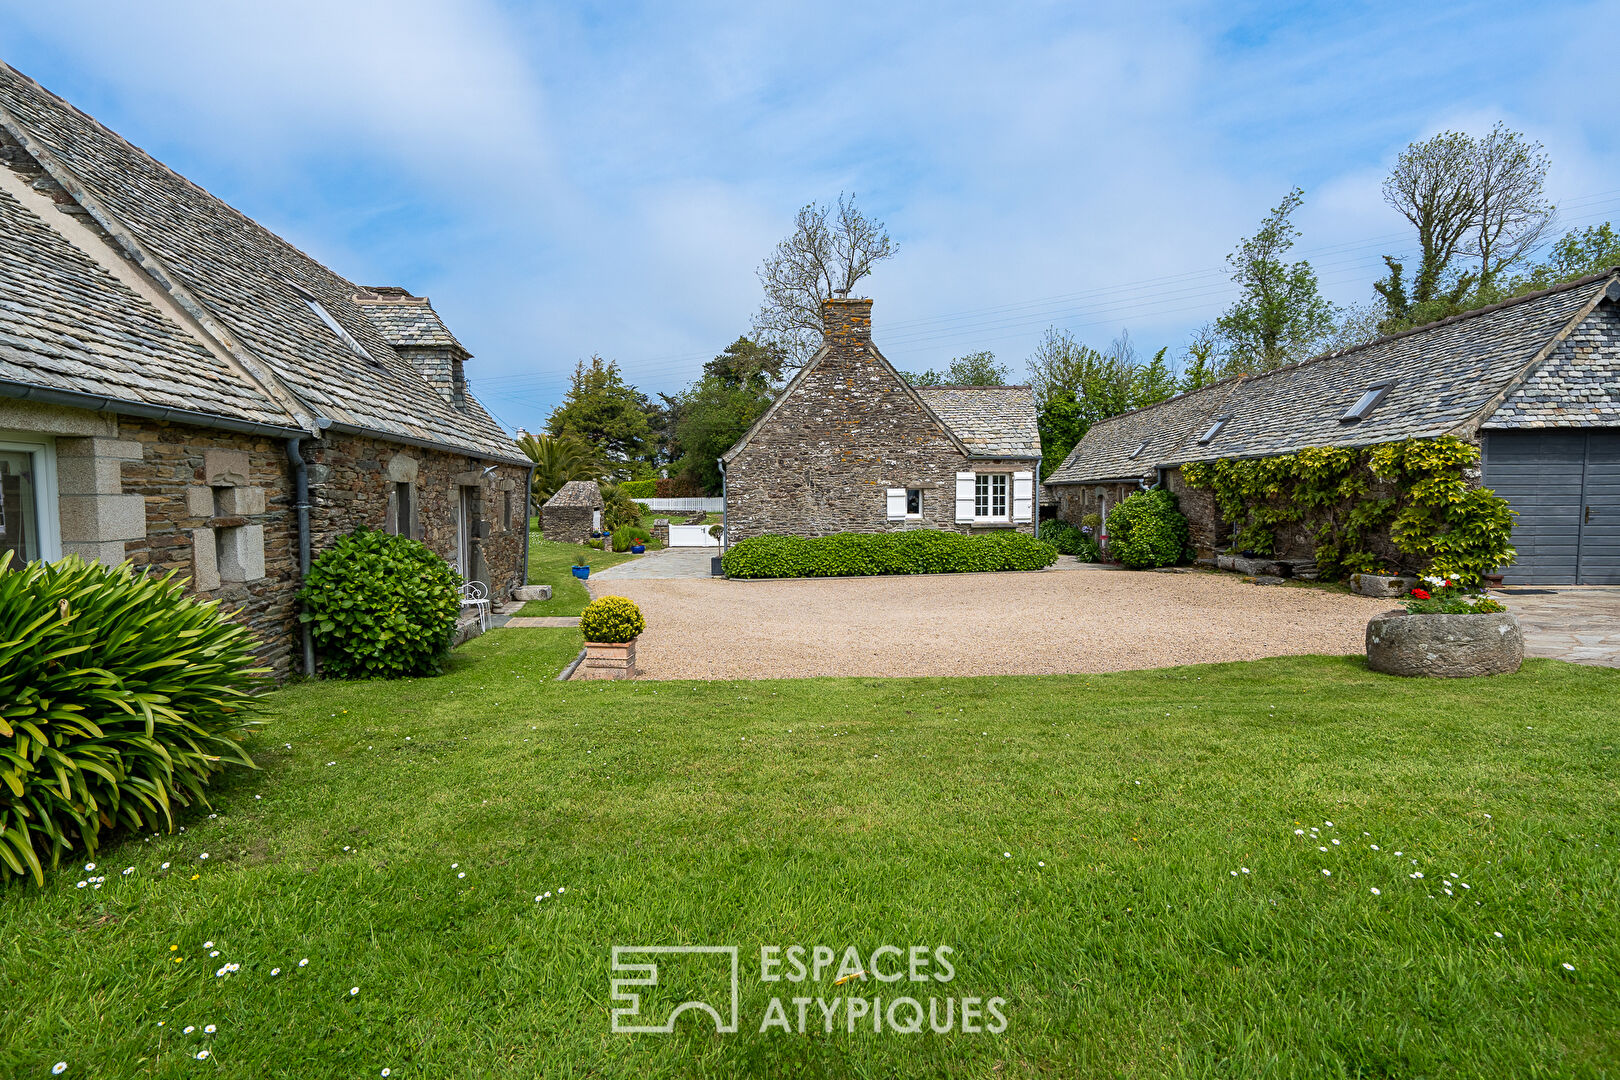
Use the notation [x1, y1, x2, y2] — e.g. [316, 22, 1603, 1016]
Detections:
[287, 436, 315, 678]
[718, 458, 728, 575]
[521, 461, 537, 587]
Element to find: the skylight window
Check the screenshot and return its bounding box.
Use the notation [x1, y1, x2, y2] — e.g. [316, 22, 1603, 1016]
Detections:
[1198, 415, 1231, 444]
[288, 281, 382, 368]
[1340, 381, 1393, 423]
[1129, 439, 1150, 459]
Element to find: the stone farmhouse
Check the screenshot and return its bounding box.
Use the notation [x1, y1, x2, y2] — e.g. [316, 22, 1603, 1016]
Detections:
[0, 63, 533, 675]
[720, 297, 1041, 541]
[1046, 271, 1620, 585]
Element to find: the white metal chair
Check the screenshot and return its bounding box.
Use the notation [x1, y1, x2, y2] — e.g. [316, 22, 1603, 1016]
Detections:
[459, 580, 491, 631]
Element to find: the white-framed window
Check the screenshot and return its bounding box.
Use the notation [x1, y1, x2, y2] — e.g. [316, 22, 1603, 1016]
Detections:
[0, 434, 61, 565]
[974, 473, 1009, 520]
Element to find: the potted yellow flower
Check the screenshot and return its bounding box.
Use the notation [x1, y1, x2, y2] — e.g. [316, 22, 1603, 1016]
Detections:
[576, 595, 646, 680]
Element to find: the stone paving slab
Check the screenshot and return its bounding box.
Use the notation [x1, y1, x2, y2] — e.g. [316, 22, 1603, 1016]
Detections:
[1494, 587, 1620, 668]
[503, 616, 581, 628]
[591, 547, 716, 580]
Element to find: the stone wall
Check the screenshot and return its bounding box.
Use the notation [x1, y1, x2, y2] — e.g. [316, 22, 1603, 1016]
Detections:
[303, 430, 527, 602]
[725, 298, 1036, 541]
[543, 506, 594, 544]
[51, 414, 527, 678]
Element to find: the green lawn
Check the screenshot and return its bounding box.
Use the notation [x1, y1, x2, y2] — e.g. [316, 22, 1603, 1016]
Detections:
[516, 535, 640, 616]
[3, 640, 1617, 1077]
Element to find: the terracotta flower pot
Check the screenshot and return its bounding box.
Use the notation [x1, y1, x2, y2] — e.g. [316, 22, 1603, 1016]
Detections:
[578, 638, 637, 680]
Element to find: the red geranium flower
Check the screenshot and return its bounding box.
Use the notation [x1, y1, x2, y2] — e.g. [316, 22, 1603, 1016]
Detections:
[1410, 588, 1431, 600]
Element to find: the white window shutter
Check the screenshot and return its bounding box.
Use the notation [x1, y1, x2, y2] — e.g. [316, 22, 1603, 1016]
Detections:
[1012, 471, 1034, 522]
[886, 487, 907, 520]
[955, 472, 975, 522]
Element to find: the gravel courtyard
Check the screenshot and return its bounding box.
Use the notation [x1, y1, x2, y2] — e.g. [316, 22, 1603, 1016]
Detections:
[590, 564, 1396, 679]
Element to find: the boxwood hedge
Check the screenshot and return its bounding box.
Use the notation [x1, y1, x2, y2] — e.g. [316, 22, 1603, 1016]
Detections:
[1105, 489, 1191, 569]
[721, 529, 1057, 578]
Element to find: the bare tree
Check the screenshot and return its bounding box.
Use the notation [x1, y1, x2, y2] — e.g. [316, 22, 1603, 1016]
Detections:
[1377, 132, 1478, 317]
[751, 193, 897, 364]
[1464, 122, 1554, 290]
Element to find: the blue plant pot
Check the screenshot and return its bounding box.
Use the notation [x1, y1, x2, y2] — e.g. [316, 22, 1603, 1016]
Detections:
[571, 565, 590, 580]
[631, 544, 646, 554]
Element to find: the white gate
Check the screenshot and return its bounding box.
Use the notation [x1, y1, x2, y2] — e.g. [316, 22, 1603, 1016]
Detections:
[668, 524, 723, 548]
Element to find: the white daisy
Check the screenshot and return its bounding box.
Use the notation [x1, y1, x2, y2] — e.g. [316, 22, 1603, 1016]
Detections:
[195, 1050, 209, 1060]
[123, 867, 134, 875]
[557, 887, 564, 893]
[1321, 869, 1331, 876]
[53, 1064, 67, 1076]
[1562, 963, 1574, 971]
[204, 1025, 216, 1034]
[161, 862, 170, 869]
[458, 872, 466, 879]
[1370, 888, 1381, 895]
[1331, 839, 1340, 846]
[85, 863, 95, 871]
[1003, 852, 1011, 858]
[350, 987, 360, 996]
[184, 1026, 195, 1034]
[1241, 868, 1250, 874]
[299, 958, 309, 967]
[76, 881, 86, 889]
[271, 968, 281, 976]
[1230, 870, 1237, 876]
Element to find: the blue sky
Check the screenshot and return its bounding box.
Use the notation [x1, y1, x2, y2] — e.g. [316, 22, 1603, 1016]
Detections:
[2, 1, 1617, 433]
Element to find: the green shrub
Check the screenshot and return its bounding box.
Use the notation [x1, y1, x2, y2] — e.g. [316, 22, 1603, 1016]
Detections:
[580, 595, 646, 643]
[0, 552, 266, 884]
[600, 483, 644, 532]
[587, 539, 605, 550]
[298, 527, 461, 679]
[1081, 512, 1102, 532]
[722, 530, 1057, 578]
[611, 525, 652, 552]
[1106, 489, 1190, 569]
[619, 479, 657, 499]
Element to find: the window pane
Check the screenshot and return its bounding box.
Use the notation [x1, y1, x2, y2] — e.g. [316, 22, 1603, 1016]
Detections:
[974, 474, 989, 517]
[0, 450, 41, 563]
[906, 489, 921, 515]
[991, 474, 1008, 517]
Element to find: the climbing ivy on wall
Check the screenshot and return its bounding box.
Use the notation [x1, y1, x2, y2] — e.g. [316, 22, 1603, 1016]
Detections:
[1179, 436, 1517, 584]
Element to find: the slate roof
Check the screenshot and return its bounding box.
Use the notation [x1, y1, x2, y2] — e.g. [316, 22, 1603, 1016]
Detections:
[1047, 271, 1617, 485]
[914, 385, 1042, 458]
[0, 184, 290, 426]
[0, 63, 522, 462]
[1045, 380, 1240, 483]
[353, 290, 467, 352]
[1485, 301, 1620, 427]
[544, 480, 603, 508]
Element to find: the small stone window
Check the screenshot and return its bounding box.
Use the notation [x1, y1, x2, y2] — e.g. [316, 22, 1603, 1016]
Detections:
[390, 481, 415, 539]
[905, 488, 922, 517]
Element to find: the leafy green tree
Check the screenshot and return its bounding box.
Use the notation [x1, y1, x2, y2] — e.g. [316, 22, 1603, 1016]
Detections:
[515, 433, 600, 514]
[1511, 223, 1620, 291]
[546, 356, 653, 471]
[704, 336, 785, 390]
[670, 376, 772, 495]
[1215, 189, 1337, 374]
[902, 350, 1011, 387]
[1026, 328, 1174, 477]
[1132, 347, 1178, 407]
[1178, 325, 1221, 393]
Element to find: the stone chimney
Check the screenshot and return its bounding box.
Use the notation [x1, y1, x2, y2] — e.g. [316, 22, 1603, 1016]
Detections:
[821, 295, 873, 349]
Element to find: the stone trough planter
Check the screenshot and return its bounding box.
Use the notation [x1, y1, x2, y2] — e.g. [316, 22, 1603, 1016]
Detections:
[1349, 572, 1419, 598]
[576, 638, 637, 680]
[1366, 611, 1522, 678]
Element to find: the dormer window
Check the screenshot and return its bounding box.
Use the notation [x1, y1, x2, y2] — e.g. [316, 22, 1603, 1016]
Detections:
[1341, 381, 1392, 423]
[289, 281, 384, 369]
[1128, 439, 1149, 459]
[1198, 415, 1231, 444]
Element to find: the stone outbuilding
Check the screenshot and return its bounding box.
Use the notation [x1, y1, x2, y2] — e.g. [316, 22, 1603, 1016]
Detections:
[0, 62, 534, 676]
[542, 480, 603, 543]
[719, 296, 1041, 542]
[1045, 271, 1620, 584]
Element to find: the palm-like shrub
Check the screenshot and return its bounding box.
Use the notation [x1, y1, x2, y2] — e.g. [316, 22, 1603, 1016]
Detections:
[580, 595, 645, 643]
[516, 433, 600, 514]
[0, 552, 266, 884]
[298, 528, 461, 679]
[599, 482, 645, 532]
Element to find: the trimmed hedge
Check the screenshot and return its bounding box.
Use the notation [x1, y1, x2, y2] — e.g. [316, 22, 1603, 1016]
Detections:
[618, 479, 657, 499]
[298, 528, 461, 679]
[721, 529, 1057, 579]
[1105, 489, 1190, 569]
[0, 553, 266, 884]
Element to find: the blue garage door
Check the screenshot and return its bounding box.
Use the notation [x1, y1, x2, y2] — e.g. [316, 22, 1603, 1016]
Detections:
[1483, 430, 1620, 585]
